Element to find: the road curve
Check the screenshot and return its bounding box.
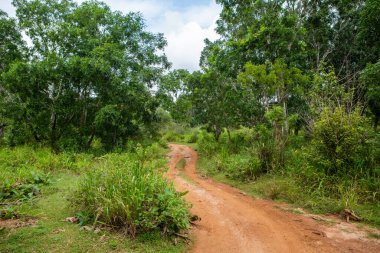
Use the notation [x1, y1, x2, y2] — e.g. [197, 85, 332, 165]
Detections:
[167, 144, 380, 253]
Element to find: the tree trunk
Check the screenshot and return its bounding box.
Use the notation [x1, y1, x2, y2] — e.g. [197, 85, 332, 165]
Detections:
[282, 99, 288, 139]
[86, 129, 96, 149]
[214, 127, 221, 142]
[50, 111, 58, 153]
[0, 123, 5, 138]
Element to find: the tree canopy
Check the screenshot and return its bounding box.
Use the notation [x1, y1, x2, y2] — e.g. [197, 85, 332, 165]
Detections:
[1, 0, 169, 151]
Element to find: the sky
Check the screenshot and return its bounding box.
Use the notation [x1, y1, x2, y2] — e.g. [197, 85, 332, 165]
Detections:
[0, 0, 221, 71]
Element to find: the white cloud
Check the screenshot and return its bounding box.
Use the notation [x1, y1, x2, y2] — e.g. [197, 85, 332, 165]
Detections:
[0, 0, 15, 16]
[165, 20, 219, 70]
[1, 0, 221, 71]
[147, 1, 220, 71]
[78, 0, 168, 20]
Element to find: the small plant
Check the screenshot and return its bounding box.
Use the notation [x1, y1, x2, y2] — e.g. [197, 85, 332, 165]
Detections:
[0, 206, 18, 219]
[267, 184, 282, 200]
[0, 171, 50, 205]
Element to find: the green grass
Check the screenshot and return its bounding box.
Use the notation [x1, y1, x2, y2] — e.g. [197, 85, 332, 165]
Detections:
[0, 172, 187, 253]
[176, 158, 186, 170]
[0, 145, 189, 252]
[368, 232, 380, 239]
[72, 150, 190, 237]
[196, 151, 380, 229]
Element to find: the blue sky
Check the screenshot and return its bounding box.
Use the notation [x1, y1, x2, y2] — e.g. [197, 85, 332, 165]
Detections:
[173, 0, 213, 9]
[0, 0, 221, 71]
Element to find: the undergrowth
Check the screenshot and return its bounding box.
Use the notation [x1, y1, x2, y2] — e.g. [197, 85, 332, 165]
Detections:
[193, 126, 380, 228]
[0, 143, 191, 252]
[71, 144, 190, 237]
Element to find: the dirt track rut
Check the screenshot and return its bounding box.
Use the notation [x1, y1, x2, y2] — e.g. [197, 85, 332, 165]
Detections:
[167, 144, 380, 253]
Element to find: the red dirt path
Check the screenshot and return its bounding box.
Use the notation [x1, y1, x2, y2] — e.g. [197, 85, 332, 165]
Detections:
[167, 144, 380, 253]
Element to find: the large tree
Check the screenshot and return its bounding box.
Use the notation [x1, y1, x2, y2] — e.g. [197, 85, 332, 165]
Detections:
[1, 0, 169, 150]
[0, 10, 25, 140]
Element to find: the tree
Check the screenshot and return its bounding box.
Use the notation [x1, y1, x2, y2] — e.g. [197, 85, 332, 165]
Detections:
[360, 60, 380, 130]
[1, 0, 169, 151]
[238, 59, 308, 137]
[0, 10, 24, 72]
[157, 69, 194, 125]
[215, 0, 308, 73]
[0, 10, 25, 142]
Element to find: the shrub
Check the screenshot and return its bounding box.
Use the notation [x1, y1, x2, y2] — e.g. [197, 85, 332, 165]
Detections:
[313, 107, 374, 177]
[72, 147, 190, 237]
[183, 129, 199, 143]
[252, 124, 280, 173]
[197, 131, 218, 157]
[224, 154, 261, 181]
[0, 146, 95, 211]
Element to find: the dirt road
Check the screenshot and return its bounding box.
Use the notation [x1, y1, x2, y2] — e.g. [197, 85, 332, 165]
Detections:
[167, 144, 380, 253]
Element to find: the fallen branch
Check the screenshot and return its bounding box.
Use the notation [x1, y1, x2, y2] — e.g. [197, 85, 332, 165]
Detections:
[342, 209, 361, 222]
[174, 232, 189, 239]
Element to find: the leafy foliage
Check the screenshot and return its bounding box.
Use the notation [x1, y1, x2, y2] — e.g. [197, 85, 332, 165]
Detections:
[312, 107, 374, 176]
[1, 0, 168, 151]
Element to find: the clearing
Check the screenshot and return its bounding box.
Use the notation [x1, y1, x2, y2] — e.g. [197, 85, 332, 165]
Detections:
[167, 144, 380, 253]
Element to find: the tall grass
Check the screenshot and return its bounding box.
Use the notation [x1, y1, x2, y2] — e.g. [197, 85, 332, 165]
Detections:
[194, 126, 380, 227]
[0, 146, 96, 218]
[72, 145, 190, 237]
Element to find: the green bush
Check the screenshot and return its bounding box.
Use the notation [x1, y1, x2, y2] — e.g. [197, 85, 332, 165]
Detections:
[224, 154, 261, 181]
[72, 146, 190, 237]
[197, 131, 218, 157]
[183, 129, 199, 143]
[0, 171, 50, 203]
[313, 107, 374, 176]
[252, 124, 280, 173]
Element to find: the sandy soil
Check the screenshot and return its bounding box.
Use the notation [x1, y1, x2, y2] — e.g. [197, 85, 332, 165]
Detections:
[167, 144, 380, 253]
[0, 217, 38, 229]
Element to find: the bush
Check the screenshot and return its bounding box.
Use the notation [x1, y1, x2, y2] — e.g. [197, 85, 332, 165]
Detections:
[224, 154, 261, 181]
[0, 146, 96, 211]
[0, 171, 50, 203]
[218, 127, 254, 153]
[72, 146, 190, 237]
[252, 124, 280, 173]
[183, 129, 199, 143]
[313, 107, 374, 176]
[197, 131, 218, 157]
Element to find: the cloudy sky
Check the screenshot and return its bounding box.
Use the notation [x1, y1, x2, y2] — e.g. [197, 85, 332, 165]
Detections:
[0, 0, 221, 71]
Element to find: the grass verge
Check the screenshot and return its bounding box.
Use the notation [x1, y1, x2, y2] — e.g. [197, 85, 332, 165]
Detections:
[196, 151, 380, 230]
[0, 172, 187, 253]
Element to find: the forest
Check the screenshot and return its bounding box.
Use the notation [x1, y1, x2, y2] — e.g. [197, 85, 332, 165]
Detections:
[1, 0, 380, 252]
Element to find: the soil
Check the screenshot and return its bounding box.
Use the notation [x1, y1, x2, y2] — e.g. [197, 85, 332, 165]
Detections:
[167, 144, 380, 253]
[0, 217, 38, 229]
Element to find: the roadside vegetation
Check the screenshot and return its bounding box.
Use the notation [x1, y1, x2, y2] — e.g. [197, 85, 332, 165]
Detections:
[1, 0, 380, 251]
[155, 0, 380, 229]
[0, 145, 189, 252]
[0, 1, 190, 252]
